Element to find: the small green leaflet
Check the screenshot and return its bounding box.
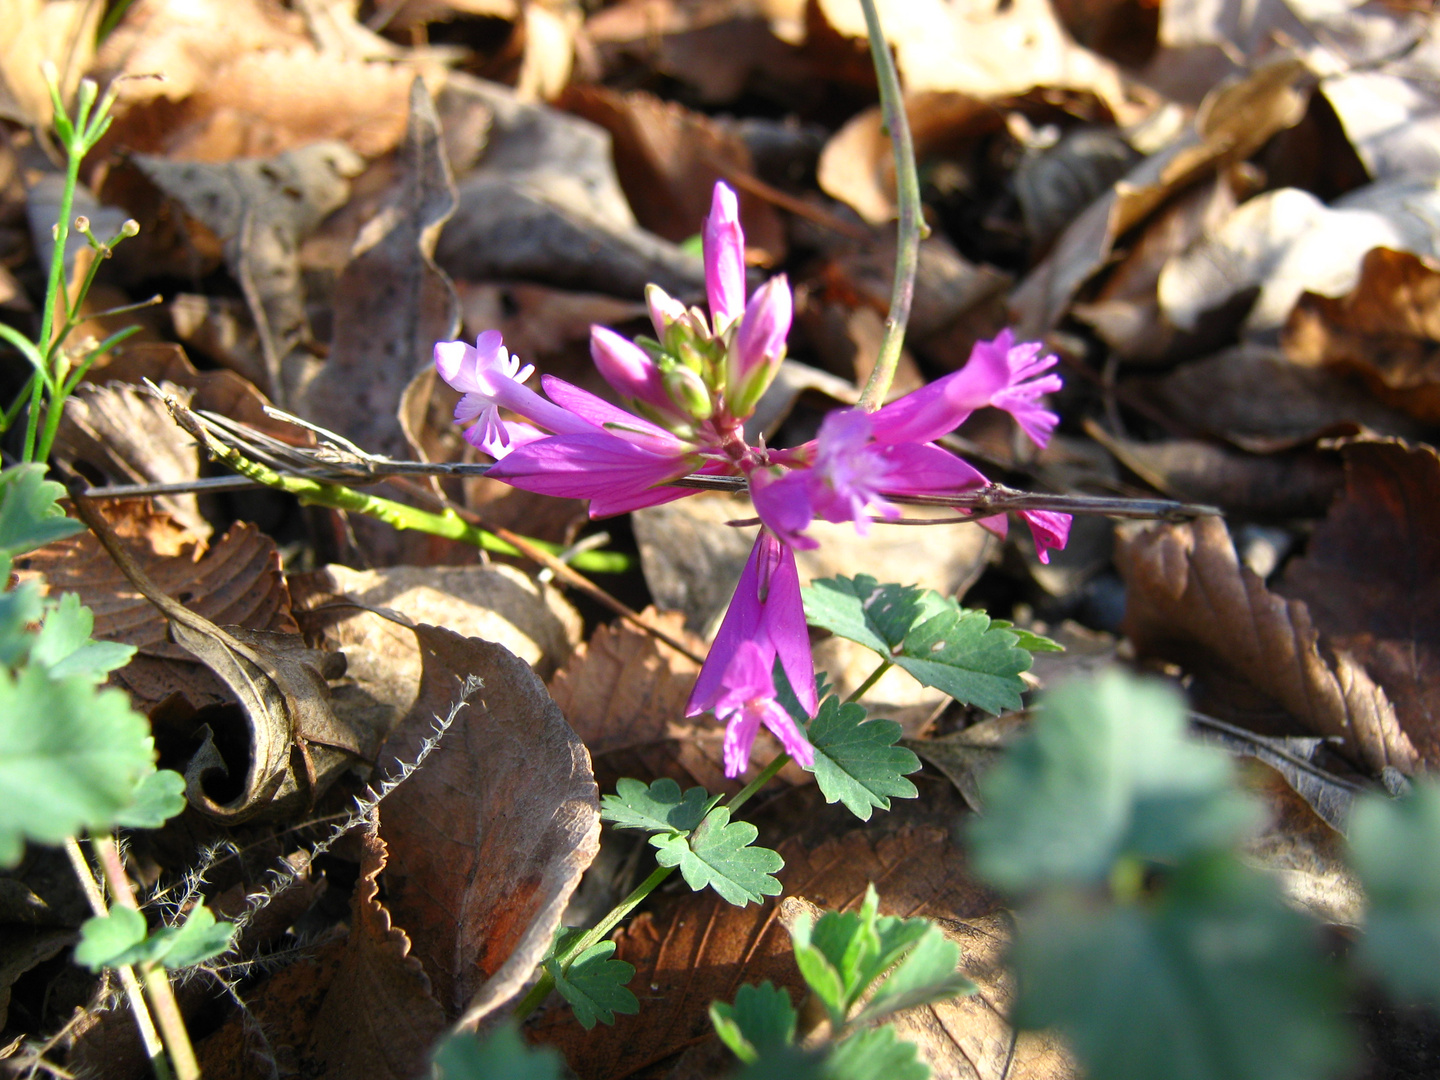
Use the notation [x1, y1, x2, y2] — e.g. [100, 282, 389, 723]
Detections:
[968, 671, 1261, 892]
[803, 696, 920, 821]
[114, 769, 187, 830]
[1349, 781, 1440, 1004]
[546, 941, 639, 1029]
[75, 903, 234, 971]
[651, 807, 783, 906]
[710, 981, 797, 1064]
[1012, 854, 1351, 1080]
[600, 777, 709, 834]
[802, 576, 1052, 713]
[0, 464, 85, 560]
[0, 666, 157, 866]
[826, 1026, 930, 1080]
[432, 1021, 565, 1080]
[853, 927, 973, 1026]
[27, 591, 136, 682]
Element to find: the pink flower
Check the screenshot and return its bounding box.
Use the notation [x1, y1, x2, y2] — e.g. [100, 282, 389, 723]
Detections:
[590, 326, 679, 419]
[703, 182, 746, 333]
[726, 275, 792, 418]
[688, 531, 816, 776]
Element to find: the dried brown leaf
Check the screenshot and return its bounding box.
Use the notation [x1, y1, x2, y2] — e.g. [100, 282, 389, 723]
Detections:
[1118, 514, 1418, 773]
[561, 85, 785, 256]
[529, 824, 1072, 1080]
[15, 501, 295, 713]
[306, 827, 447, 1080]
[1278, 440, 1440, 766]
[1283, 247, 1440, 422]
[376, 626, 600, 1022]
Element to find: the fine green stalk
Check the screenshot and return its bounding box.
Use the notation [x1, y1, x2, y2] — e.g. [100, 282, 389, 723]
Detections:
[855, 0, 924, 412]
[170, 402, 626, 573]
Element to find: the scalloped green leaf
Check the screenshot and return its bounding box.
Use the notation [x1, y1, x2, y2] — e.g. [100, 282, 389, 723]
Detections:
[29, 591, 136, 681]
[433, 1022, 566, 1079]
[0, 464, 84, 559]
[74, 905, 148, 970]
[0, 666, 156, 866]
[601, 777, 709, 834]
[804, 696, 920, 821]
[853, 925, 973, 1025]
[651, 807, 783, 906]
[826, 1026, 929, 1080]
[114, 768, 187, 829]
[710, 981, 797, 1064]
[548, 940, 638, 1030]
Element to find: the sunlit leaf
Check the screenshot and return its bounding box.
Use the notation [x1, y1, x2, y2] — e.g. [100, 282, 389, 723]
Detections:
[601, 777, 709, 834]
[29, 591, 136, 681]
[826, 1025, 929, 1080]
[710, 981, 797, 1064]
[114, 769, 187, 830]
[432, 1021, 565, 1079]
[803, 696, 919, 820]
[0, 464, 85, 560]
[74, 906, 148, 971]
[548, 940, 639, 1030]
[651, 807, 783, 906]
[853, 926, 973, 1025]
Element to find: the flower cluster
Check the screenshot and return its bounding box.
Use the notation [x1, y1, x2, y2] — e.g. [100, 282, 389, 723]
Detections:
[434, 183, 1070, 777]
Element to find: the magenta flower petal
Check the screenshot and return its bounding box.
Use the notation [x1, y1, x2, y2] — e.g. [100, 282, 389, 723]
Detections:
[463, 418, 546, 459]
[1019, 510, 1071, 564]
[689, 535, 768, 717]
[874, 441, 990, 498]
[707, 638, 815, 778]
[590, 326, 677, 416]
[646, 283, 686, 339]
[750, 470, 818, 551]
[703, 181, 746, 332]
[759, 698, 814, 768]
[486, 431, 696, 517]
[727, 275, 791, 414]
[435, 332, 593, 442]
[540, 374, 685, 455]
[722, 707, 764, 777]
[762, 536, 818, 717]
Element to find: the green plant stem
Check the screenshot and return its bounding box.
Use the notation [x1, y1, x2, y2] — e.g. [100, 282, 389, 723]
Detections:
[855, 0, 923, 413]
[175, 408, 624, 573]
[63, 838, 172, 1080]
[847, 659, 893, 703]
[92, 834, 200, 1080]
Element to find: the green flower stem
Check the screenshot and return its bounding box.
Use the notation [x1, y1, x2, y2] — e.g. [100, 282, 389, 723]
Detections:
[855, 0, 923, 413]
[847, 658, 893, 703]
[170, 404, 624, 573]
[92, 834, 199, 1080]
[64, 838, 172, 1080]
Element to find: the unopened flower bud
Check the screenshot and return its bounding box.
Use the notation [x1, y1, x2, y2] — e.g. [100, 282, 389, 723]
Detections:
[590, 325, 677, 416]
[726, 275, 792, 418]
[120, 219, 140, 238]
[664, 364, 714, 421]
[74, 215, 90, 233]
[703, 182, 746, 333]
[645, 284, 685, 339]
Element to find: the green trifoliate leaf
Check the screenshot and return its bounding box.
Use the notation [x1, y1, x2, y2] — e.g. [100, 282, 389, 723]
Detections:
[969, 671, 1262, 892]
[547, 940, 638, 1030]
[1013, 854, 1350, 1080]
[710, 981, 797, 1064]
[29, 591, 136, 681]
[650, 807, 783, 906]
[853, 926, 973, 1026]
[432, 1022, 566, 1079]
[826, 1025, 929, 1080]
[0, 464, 85, 559]
[0, 666, 156, 866]
[75, 905, 148, 970]
[802, 576, 1039, 713]
[76, 903, 234, 971]
[601, 777, 709, 834]
[803, 697, 919, 821]
[1349, 782, 1440, 1004]
[114, 769, 187, 829]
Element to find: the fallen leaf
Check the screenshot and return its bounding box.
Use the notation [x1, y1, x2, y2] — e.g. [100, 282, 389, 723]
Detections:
[375, 626, 600, 1022]
[1134, 344, 1426, 451]
[1282, 247, 1440, 422]
[291, 561, 583, 714]
[14, 501, 295, 714]
[529, 823, 1073, 1080]
[131, 141, 364, 404]
[1278, 440, 1440, 767]
[561, 85, 785, 257]
[1158, 180, 1440, 335]
[0, 0, 101, 126]
[1118, 514, 1418, 774]
[435, 73, 706, 300]
[1321, 35, 1440, 182]
[306, 826, 448, 1080]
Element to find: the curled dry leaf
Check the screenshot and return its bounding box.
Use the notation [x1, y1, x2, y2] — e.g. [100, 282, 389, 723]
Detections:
[1278, 440, 1440, 767]
[375, 626, 600, 1023]
[529, 823, 1073, 1080]
[67, 495, 382, 823]
[307, 826, 447, 1080]
[1118, 514, 1418, 774]
[1283, 247, 1440, 422]
[14, 500, 294, 713]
